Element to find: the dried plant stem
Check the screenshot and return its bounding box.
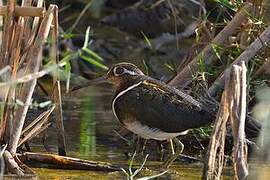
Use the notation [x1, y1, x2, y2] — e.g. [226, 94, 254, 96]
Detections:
[3, 150, 24, 177]
[203, 62, 248, 180]
[202, 79, 229, 180]
[18, 106, 55, 147]
[169, 3, 254, 89]
[8, 5, 55, 155]
[0, 6, 44, 17]
[51, 6, 66, 156]
[230, 62, 248, 180]
[208, 24, 270, 96]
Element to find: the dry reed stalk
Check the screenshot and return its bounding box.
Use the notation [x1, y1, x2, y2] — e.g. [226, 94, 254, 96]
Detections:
[51, 6, 66, 156]
[0, 62, 65, 87]
[3, 150, 24, 176]
[202, 73, 230, 180]
[0, 0, 16, 147]
[0, 6, 44, 17]
[18, 106, 55, 147]
[203, 62, 249, 180]
[28, 0, 44, 45]
[0, 0, 3, 48]
[0, 1, 15, 67]
[169, 3, 254, 89]
[8, 5, 55, 155]
[230, 62, 248, 180]
[208, 24, 270, 96]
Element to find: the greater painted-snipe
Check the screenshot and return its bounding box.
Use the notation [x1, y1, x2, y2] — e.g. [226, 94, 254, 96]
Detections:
[73, 62, 217, 168]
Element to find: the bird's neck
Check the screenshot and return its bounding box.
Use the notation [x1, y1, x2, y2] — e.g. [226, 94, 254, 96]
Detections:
[114, 76, 145, 94]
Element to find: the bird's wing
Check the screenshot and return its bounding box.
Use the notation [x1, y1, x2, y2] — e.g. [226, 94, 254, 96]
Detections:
[142, 78, 204, 111]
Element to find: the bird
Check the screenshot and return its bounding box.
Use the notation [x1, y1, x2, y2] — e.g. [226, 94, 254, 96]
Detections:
[73, 62, 262, 168]
[73, 62, 216, 168]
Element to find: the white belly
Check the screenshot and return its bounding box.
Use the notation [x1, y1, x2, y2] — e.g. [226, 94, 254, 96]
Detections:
[124, 121, 189, 141]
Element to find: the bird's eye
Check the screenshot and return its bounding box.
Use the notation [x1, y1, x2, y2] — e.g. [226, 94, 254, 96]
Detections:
[113, 67, 125, 76]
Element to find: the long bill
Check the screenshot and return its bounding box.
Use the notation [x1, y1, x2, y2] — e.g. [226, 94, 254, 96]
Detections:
[72, 76, 108, 91]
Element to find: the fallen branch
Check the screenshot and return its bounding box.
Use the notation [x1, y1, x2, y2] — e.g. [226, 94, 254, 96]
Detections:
[19, 152, 121, 171]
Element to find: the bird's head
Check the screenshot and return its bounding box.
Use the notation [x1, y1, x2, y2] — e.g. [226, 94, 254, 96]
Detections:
[73, 62, 145, 91]
[106, 62, 144, 87]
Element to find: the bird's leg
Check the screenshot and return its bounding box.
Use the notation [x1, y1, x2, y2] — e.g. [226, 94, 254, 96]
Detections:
[170, 139, 175, 155]
[142, 139, 147, 154]
[160, 143, 165, 161]
[162, 137, 184, 169]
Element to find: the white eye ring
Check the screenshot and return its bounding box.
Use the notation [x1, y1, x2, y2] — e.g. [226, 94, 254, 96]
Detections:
[113, 67, 125, 76]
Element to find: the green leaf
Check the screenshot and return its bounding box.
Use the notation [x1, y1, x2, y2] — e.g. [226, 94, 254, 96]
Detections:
[141, 31, 152, 48]
[79, 53, 108, 70]
[82, 47, 103, 62]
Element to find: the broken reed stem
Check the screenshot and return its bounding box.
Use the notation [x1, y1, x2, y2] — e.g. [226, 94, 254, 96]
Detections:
[202, 74, 230, 180]
[3, 150, 24, 177]
[51, 6, 67, 156]
[203, 61, 249, 180]
[208, 24, 270, 96]
[0, 0, 15, 150]
[0, 6, 44, 17]
[18, 106, 55, 147]
[230, 62, 248, 180]
[8, 5, 55, 155]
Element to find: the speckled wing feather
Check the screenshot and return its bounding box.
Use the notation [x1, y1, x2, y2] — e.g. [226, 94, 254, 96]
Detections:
[113, 78, 214, 133]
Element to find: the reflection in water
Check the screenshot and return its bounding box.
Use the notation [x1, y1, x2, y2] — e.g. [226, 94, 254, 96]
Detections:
[79, 94, 96, 157]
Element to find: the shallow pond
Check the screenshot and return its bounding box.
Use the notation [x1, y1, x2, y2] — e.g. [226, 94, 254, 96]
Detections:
[27, 85, 235, 179]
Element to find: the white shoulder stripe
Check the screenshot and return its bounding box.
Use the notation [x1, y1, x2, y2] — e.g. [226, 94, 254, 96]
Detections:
[112, 81, 142, 122]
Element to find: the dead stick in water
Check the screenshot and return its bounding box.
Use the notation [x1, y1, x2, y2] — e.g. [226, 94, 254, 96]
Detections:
[18, 152, 121, 171]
